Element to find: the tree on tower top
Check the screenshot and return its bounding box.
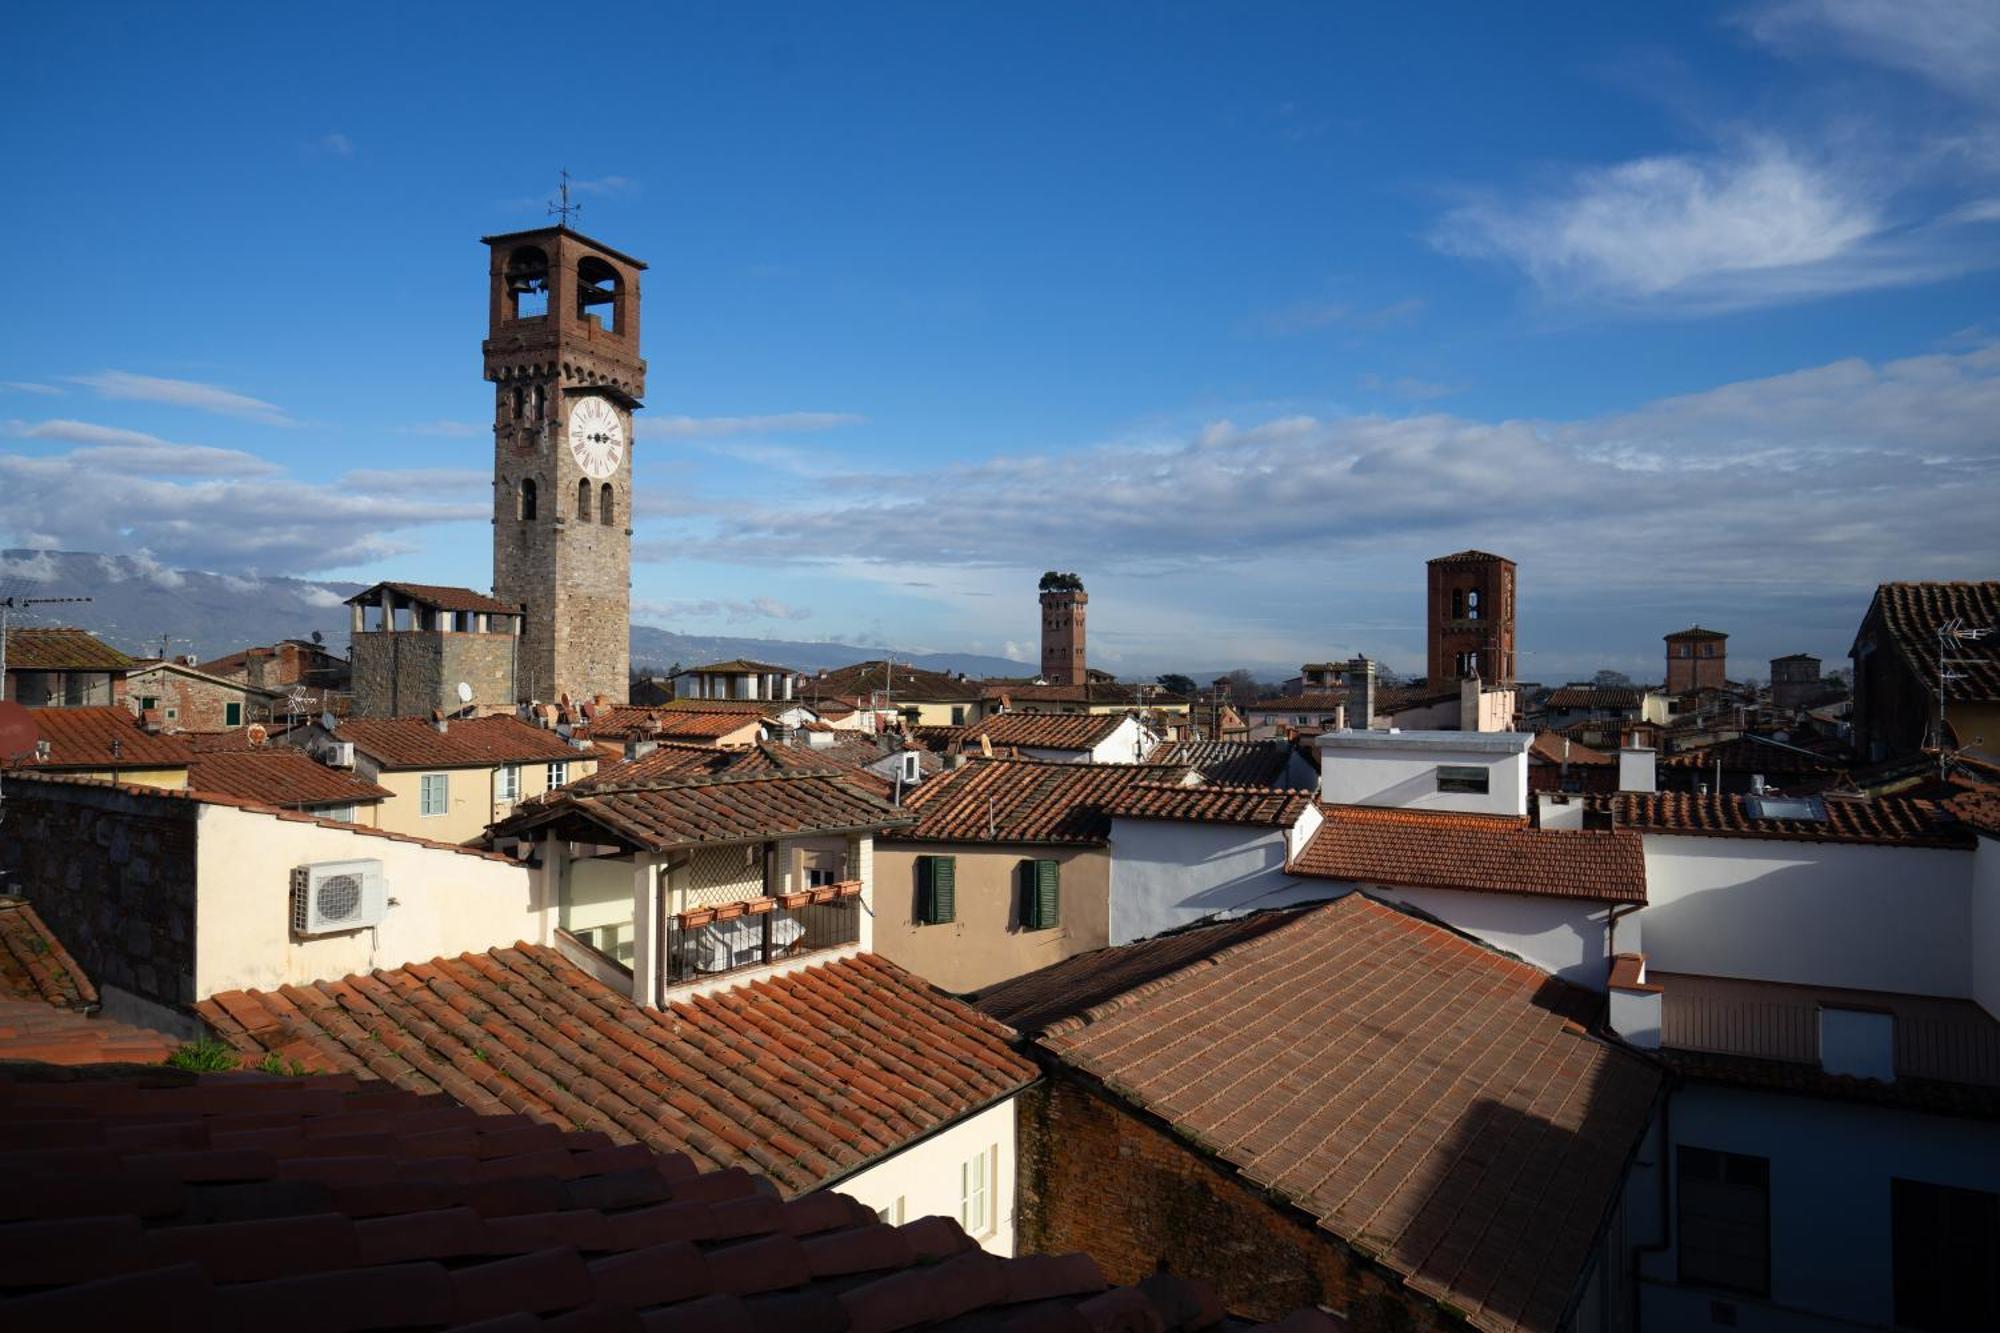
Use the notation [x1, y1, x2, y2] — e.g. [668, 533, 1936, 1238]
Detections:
[1039, 571, 1085, 593]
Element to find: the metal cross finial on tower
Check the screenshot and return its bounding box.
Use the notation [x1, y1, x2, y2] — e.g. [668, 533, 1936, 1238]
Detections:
[548, 169, 584, 227]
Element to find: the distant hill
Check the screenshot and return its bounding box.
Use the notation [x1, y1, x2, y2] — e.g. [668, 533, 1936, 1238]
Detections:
[0, 549, 1028, 679]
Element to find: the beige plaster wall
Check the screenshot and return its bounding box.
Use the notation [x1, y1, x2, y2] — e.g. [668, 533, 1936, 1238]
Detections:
[192, 802, 543, 998]
[871, 841, 1108, 993]
[368, 755, 596, 845]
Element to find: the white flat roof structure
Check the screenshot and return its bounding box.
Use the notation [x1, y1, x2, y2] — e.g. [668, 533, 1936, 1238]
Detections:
[1316, 729, 1533, 755]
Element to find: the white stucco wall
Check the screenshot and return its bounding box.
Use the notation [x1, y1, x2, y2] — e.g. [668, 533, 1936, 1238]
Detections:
[193, 803, 544, 998]
[1974, 833, 2000, 1019]
[1638, 1082, 2000, 1331]
[1107, 818, 1338, 945]
[1637, 833, 1974, 996]
[832, 1095, 1018, 1256]
[1367, 882, 1627, 991]
[1317, 732, 1530, 816]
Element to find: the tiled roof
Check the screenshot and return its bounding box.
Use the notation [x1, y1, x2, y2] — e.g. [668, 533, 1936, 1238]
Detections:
[1861, 581, 2000, 701]
[966, 711, 1126, 751]
[1654, 970, 2000, 1118]
[1241, 691, 1348, 714]
[803, 661, 985, 703]
[345, 580, 518, 615]
[1658, 736, 1842, 775]
[0, 626, 138, 672]
[187, 750, 392, 809]
[2, 706, 191, 771]
[0, 1066, 1304, 1333]
[1544, 685, 1647, 710]
[570, 739, 864, 791]
[655, 697, 787, 714]
[1144, 739, 1295, 786]
[1103, 783, 1310, 829]
[678, 657, 796, 675]
[887, 759, 1191, 845]
[1948, 787, 2000, 838]
[981, 682, 1191, 707]
[583, 706, 766, 743]
[1607, 791, 1971, 848]
[336, 715, 581, 769]
[3, 771, 518, 863]
[1034, 895, 1661, 1333]
[1373, 685, 1460, 714]
[1292, 804, 1647, 902]
[198, 948, 1038, 1197]
[0, 898, 180, 1065]
[497, 770, 911, 851]
[974, 913, 1304, 1036]
[183, 722, 310, 752]
[1664, 625, 1728, 641]
[1428, 548, 1514, 565]
[1527, 732, 1615, 767]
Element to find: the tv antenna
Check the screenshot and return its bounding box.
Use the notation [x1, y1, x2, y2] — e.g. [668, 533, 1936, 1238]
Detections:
[1934, 617, 1995, 781]
[548, 169, 583, 227]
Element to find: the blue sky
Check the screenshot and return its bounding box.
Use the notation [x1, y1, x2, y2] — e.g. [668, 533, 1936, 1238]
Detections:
[3, 1, 1996, 681]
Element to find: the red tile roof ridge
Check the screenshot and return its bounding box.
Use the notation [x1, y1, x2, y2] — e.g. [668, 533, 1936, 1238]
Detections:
[1295, 804, 1647, 903]
[0, 896, 100, 1009]
[1, 770, 518, 862]
[1313, 802, 1530, 831]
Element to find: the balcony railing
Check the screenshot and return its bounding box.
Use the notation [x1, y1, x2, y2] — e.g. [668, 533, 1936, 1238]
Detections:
[662, 881, 862, 987]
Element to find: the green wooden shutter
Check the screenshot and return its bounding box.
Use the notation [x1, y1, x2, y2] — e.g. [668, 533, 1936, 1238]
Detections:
[1032, 858, 1060, 929]
[921, 855, 956, 924]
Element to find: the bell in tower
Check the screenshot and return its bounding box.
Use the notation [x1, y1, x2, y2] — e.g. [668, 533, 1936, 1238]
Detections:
[480, 220, 648, 708]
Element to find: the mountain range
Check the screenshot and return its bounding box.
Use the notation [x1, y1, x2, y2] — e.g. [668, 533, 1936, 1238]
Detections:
[0, 550, 1030, 678]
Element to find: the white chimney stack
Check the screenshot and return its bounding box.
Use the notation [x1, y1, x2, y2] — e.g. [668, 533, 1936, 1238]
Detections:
[1618, 746, 1656, 794]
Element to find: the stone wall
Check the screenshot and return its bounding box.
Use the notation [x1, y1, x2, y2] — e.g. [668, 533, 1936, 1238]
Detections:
[1017, 1073, 1454, 1331]
[0, 782, 199, 1011]
[127, 667, 272, 730]
[351, 631, 517, 719]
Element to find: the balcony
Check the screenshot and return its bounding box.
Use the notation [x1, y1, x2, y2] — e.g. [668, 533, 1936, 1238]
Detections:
[662, 881, 863, 988]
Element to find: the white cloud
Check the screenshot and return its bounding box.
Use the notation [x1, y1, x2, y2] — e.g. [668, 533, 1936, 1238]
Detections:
[338, 467, 488, 495]
[1, 381, 63, 396]
[68, 371, 295, 426]
[319, 133, 355, 157]
[299, 585, 349, 609]
[1741, 0, 2000, 106]
[632, 596, 812, 625]
[7, 419, 281, 476]
[640, 412, 864, 439]
[0, 550, 61, 583]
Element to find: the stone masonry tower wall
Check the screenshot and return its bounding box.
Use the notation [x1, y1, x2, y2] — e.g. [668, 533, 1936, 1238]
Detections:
[1040, 584, 1088, 686]
[1426, 550, 1517, 687]
[1666, 628, 1728, 694]
[482, 226, 647, 707]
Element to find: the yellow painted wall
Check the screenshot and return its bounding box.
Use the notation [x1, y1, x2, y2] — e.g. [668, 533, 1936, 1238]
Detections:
[871, 841, 1110, 993]
[369, 755, 597, 845]
[63, 766, 189, 789]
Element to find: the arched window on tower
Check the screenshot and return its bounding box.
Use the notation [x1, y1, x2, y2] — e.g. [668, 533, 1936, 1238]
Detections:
[576, 478, 592, 521]
[505, 246, 550, 320]
[510, 385, 525, 421]
[576, 256, 621, 333]
[600, 483, 615, 526]
[518, 477, 537, 521]
[531, 384, 546, 419]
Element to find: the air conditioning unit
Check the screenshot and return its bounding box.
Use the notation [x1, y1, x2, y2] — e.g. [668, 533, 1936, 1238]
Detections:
[291, 859, 387, 935]
[322, 740, 355, 768]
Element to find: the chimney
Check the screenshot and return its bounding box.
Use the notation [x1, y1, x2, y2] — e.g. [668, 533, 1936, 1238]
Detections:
[1618, 747, 1656, 794]
[626, 738, 659, 761]
[1344, 656, 1376, 731]
[1607, 954, 1662, 1050]
[431, 709, 448, 735]
[138, 708, 164, 735]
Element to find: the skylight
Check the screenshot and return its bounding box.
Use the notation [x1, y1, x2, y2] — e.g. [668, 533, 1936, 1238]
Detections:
[1746, 795, 1825, 822]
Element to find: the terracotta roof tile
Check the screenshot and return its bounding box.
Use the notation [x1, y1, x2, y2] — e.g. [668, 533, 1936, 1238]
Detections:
[886, 759, 1192, 845]
[1142, 740, 1296, 786]
[1606, 791, 1971, 848]
[187, 751, 391, 809]
[0, 900, 179, 1069]
[1858, 581, 2000, 701]
[2, 706, 191, 771]
[346, 581, 518, 615]
[0, 1067, 1324, 1333]
[978, 682, 1190, 707]
[1032, 895, 1658, 1333]
[497, 769, 910, 851]
[1658, 736, 1842, 776]
[1948, 786, 2000, 838]
[1, 626, 138, 672]
[1103, 783, 1310, 829]
[962, 712, 1127, 752]
[1526, 732, 1615, 767]
[583, 706, 766, 743]
[1292, 804, 1647, 902]
[0, 897, 97, 1009]
[1241, 691, 1349, 714]
[1544, 685, 1648, 710]
[336, 715, 580, 769]
[802, 662, 985, 704]
[1429, 549, 1514, 565]
[1665, 625, 1728, 641]
[198, 947, 1036, 1198]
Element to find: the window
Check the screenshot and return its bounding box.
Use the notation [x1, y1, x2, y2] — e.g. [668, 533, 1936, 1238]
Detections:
[1437, 765, 1489, 795]
[320, 804, 356, 824]
[1023, 858, 1060, 929]
[1451, 588, 1465, 619]
[518, 477, 538, 521]
[420, 773, 449, 818]
[951, 705, 967, 726]
[224, 702, 243, 727]
[1893, 1178, 1999, 1331]
[1702, 643, 1715, 658]
[505, 246, 550, 319]
[576, 478, 592, 521]
[918, 855, 956, 924]
[497, 764, 521, 802]
[546, 760, 569, 789]
[1466, 589, 1480, 620]
[576, 256, 622, 332]
[960, 1147, 991, 1235]
[1455, 650, 1479, 677]
[1677, 1146, 1769, 1296]
[599, 482, 614, 525]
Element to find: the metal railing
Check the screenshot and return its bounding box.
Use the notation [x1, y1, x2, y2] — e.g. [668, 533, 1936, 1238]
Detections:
[662, 881, 862, 986]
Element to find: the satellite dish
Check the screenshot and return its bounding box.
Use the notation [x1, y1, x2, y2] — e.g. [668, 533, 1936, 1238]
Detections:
[0, 701, 37, 761]
[456, 681, 474, 705]
[311, 630, 324, 645]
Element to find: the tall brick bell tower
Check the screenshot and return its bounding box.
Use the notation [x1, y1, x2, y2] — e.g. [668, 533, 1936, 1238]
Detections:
[482, 225, 646, 707]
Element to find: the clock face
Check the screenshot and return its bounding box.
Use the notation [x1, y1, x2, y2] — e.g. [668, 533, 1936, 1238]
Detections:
[567, 396, 625, 479]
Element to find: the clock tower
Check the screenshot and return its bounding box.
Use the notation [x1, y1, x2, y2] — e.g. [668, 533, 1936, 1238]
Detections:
[481, 225, 646, 707]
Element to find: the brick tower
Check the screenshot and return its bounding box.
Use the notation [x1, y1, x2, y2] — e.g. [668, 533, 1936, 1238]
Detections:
[1665, 626, 1727, 694]
[1426, 550, 1516, 686]
[1039, 573, 1088, 686]
[482, 225, 646, 706]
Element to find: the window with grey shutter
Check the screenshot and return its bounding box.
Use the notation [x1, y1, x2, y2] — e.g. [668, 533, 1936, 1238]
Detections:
[919, 855, 956, 924]
[1024, 858, 1060, 929]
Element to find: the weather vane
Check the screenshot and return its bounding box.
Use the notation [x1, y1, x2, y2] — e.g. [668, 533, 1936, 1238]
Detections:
[548, 169, 583, 227]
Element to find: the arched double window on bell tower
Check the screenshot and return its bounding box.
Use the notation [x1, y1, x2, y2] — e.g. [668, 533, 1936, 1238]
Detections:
[600, 483, 614, 526]
[576, 256, 622, 334]
[576, 478, 593, 522]
[504, 246, 550, 320]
